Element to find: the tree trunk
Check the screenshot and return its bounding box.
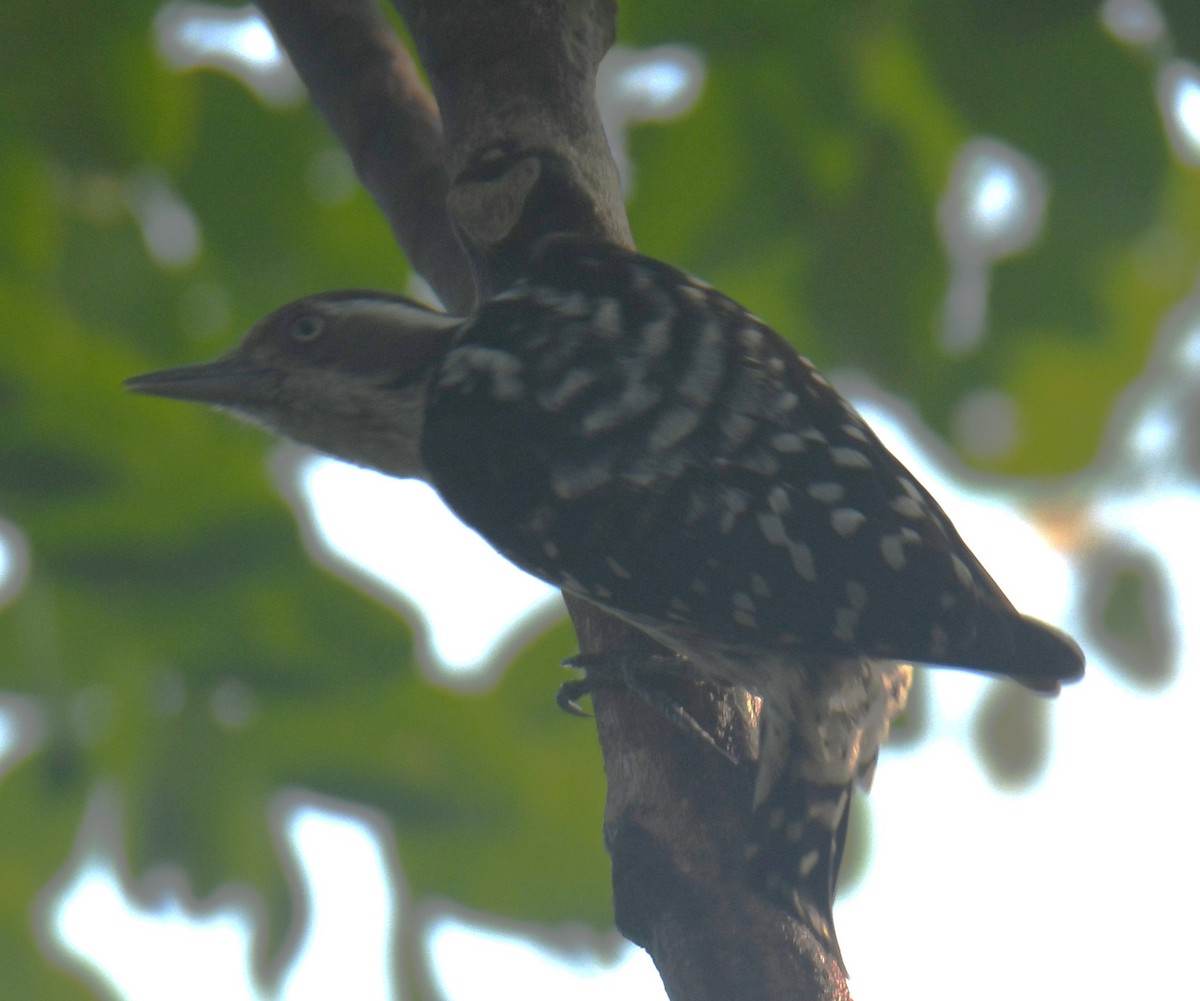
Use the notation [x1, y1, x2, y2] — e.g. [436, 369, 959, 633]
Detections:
[255, 2, 849, 997]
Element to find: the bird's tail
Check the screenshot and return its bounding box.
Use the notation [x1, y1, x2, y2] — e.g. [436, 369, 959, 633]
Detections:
[972, 612, 1085, 695]
[745, 773, 852, 974]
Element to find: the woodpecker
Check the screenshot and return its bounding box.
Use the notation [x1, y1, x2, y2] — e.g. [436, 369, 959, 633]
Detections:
[127, 234, 1083, 967]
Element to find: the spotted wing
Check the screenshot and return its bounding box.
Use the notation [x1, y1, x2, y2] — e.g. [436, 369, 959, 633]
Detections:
[422, 236, 1081, 690]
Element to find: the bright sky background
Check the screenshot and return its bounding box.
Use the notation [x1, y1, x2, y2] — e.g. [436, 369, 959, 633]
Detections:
[2, 1, 1199, 999]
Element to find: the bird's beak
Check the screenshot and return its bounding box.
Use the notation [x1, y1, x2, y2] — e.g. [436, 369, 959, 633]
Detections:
[124, 355, 271, 408]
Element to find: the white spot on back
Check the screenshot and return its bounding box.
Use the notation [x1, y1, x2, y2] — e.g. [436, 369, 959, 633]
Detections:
[648, 405, 703, 451]
[733, 608, 758, 629]
[756, 513, 817, 582]
[720, 411, 756, 447]
[606, 557, 632, 580]
[798, 850, 821, 877]
[532, 287, 589, 317]
[738, 449, 781, 477]
[677, 321, 725, 406]
[890, 495, 926, 519]
[831, 446, 871, 469]
[739, 326, 765, 354]
[560, 572, 587, 594]
[640, 317, 673, 357]
[757, 512, 789, 546]
[620, 457, 682, 487]
[551, 457, 613, 499]
[774, 391, 800, 414]
[592, 297, 622, 337]
[881, 533, 907, 570]
[807, 482, 845, 505]
[441, 345, 525, 401]
[750, 573, 772, 598]
[806, 792, 849, 827]
[537, 367, 598, 411]
[951, 554, 975, 587]
[833, 607, 859, 642]
[830, 507, 866, 538]
[770, 432, 806, 454]
[768, 486, 791, 515]
[582, 382, 662, 435]
[733, 591, 756, 612]
[841, 423, 869, 443]
[789, 541, 817, 582]
[719, 487, 749, 533]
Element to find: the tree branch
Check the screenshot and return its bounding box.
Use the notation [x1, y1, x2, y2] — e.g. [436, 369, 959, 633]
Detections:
[264, 1, 849, 997]
[256, 0, 474, 313]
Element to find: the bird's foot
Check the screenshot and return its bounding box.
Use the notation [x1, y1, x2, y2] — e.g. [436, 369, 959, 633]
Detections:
[559, 652, 736, 762]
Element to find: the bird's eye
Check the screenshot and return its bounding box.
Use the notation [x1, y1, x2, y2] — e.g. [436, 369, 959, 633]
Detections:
[290, 314, 325, 342]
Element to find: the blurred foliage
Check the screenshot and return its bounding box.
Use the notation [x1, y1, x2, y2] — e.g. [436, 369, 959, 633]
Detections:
[1085, 543, 1178, 690]
[1, 1, 1199, 997]
[971, 684, 1053, 790]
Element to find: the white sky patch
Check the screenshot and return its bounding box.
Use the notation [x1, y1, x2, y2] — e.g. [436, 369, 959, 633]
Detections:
[53, 859, 261, 1001]
[0, 704, 18, 769]
[1178, 315, 1200, 367]
[1158, 60, 1200, 166]
[940, 140, 1047, 263]
[608, 58, 695, 113]
[950, 387, 1019, 461]
[1098, 273, 1200, 488]
[843, 482, 1198, 1001]
[1099, 0, 1167, 47]
[0, 695, 44, 784]
[428, 915, 666, 1001]
[843, 657, 1197, 1001]
[125, 171, 202, 269]
[156, 2, 304, 106]
[277, 803, 397, 1001]
[597, 45, 705, 191]
[1129, 405, 1175, 460]
[0, 515, 30, 608]
[937, 139, 1048, 353]
[298, 457, 564, 674]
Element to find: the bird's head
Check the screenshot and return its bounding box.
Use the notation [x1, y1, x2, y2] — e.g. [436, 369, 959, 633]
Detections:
[126, 291, 462, 479]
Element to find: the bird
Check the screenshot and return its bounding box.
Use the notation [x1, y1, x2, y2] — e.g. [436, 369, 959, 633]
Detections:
[126, 233, 1084, 968]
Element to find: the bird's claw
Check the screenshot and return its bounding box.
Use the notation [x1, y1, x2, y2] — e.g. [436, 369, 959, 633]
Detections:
[558, 651, 738, 764]
[555, 676, 594, 717]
